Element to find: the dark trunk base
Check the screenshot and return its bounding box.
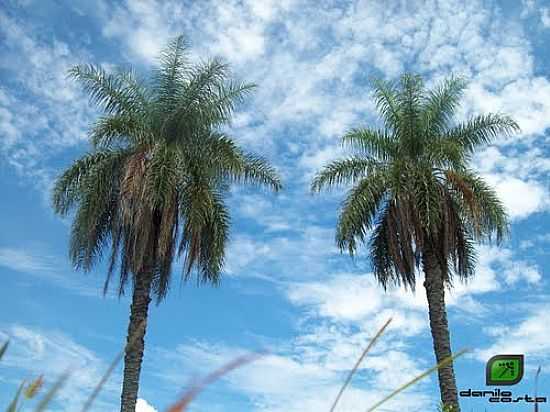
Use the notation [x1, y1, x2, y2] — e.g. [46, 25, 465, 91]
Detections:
[120, 273, 152, 412]
[423, 248, 460, 412]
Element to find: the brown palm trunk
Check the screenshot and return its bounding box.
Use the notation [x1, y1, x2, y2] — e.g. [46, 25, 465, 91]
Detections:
[423, 246, 460, 412]
[120, 272, 153, 412]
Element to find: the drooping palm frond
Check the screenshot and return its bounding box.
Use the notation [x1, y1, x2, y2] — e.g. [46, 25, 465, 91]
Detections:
[52, 149, 130, 216]
[336, 173, 388, 255]
[446, 169, 509, 243]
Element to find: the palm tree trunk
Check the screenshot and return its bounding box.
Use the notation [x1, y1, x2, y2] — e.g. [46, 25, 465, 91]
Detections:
[423, 247, 460, 412]
[120, 272, 153, 412]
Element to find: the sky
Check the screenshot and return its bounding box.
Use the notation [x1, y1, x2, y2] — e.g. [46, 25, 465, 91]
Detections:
[0, 0, 550, 411]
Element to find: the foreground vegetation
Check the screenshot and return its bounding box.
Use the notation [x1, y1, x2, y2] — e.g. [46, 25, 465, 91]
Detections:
[1, 320, 465, 411]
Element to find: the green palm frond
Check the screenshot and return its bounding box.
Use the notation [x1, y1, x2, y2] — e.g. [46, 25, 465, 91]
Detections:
[155, 35, 190, 105]
[203, 133, 282, 191]
[397, 74, 424, 157]
[52, 149, 129, 216]
[145, 143, 178, 209]
[425, 138, 464, 169]
[311, 157, 381, 192]
[239, 153, 283, 191]
[201, 80, 256, 126]
[336, 173, 387, 255]
[178, 179, 216, 276]
[68, 65, 147, 116]
[372, 78, 400, 133]
[341, 127, 397, 161]
[91, 114, 151, 149]
[422, 76, 467, 136]
[446, 113, 519, 154]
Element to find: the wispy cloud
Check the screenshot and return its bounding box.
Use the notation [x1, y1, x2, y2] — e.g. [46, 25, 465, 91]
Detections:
[152, 336, 432, 412]
[0, 324, 117, 411]
[0, 9, 96, 198]
[0, 246, 105, 297]
[475, 305, 550, 364]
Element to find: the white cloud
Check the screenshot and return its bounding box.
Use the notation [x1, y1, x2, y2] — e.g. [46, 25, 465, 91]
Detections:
[285, 243, 541, 334]
[101, 0, 180, 63]
[476, 307, 550, 363]
[136, 398, 158, 412]
[153, 338, 431, 412]
[541, 7, 550, 27]
[0, 11, 95, 197]
[482, 174, 550, 220]
[224, 225, 339, 280]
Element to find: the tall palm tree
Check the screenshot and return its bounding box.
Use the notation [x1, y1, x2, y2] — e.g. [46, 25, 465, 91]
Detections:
[52, 36, 282, 412]
[311, 74, 518, 411]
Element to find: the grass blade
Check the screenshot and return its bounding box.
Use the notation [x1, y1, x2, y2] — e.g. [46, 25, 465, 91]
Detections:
[0, 341, 9, 361]
[165, 352, 264, 412]
[33, 371, 70, 412]
[24, 375, 44, 399]
[365, 348, 468, 412]
[329, 318, 392, 412]
[6, 381, 25, 412]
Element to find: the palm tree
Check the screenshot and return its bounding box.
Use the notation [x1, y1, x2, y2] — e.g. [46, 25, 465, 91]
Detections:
[311, 74, 518, 411]
[52, 36, 282, 412]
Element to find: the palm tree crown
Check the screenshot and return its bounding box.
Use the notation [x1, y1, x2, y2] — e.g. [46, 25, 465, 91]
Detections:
[312, 74, 518, 289]
[52, 36, 282, 301]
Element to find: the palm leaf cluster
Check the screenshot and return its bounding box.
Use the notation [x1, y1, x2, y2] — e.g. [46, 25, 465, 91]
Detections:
[52, 36, 281, 301]
[312, 74, 518, 289]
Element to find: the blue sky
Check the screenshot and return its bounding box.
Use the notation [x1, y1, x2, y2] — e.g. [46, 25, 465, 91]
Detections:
[1, 0, 550, 411]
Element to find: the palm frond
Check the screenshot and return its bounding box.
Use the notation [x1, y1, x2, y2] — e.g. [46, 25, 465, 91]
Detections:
[154, 35, 189, 107]
[178, 179, 229, 285]
[203, 133, 282, 191]
[91, 114, 151, 149]
[341, 127, 397, 161]
[68, 65, 147, 116]
[311, 157, 381, 192]
[336, 174, 387, 255]
[422, 76, 467, 136]
[446, 169, 509, 244]
[396, 73, 424, 157]
[52, 149, 128, 216]
[371, 78, 401, 133]
[446, 113, 520, 153]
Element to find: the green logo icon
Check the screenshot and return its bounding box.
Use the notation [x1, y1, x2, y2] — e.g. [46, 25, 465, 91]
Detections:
[486, 354, 524, 386]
